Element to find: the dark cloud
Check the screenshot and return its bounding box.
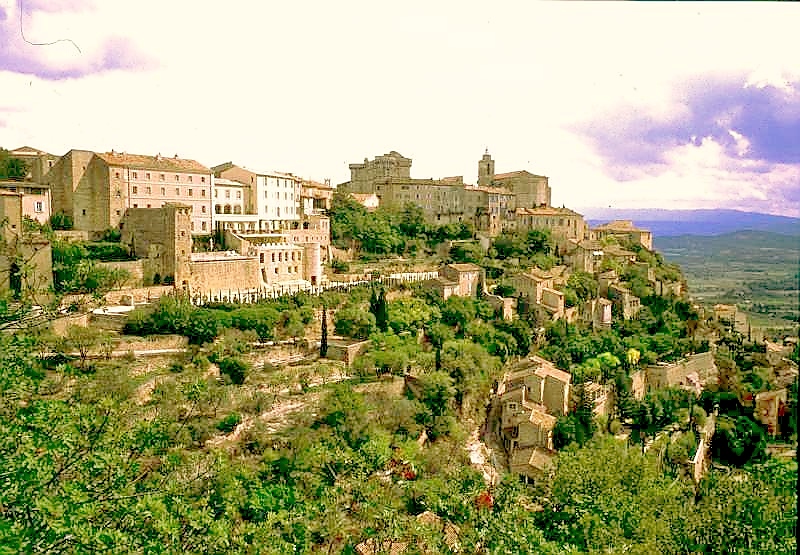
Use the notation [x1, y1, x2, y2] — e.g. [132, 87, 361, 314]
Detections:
[0, 2, 153, 79]
[577, 74, 800, 170]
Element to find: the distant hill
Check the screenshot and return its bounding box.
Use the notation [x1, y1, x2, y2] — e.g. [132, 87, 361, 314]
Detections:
[581, 208, 800, 236]
[655, 230, 799, 329]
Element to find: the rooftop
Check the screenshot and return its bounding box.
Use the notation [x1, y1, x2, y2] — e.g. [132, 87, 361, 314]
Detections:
[593, 219, 649, 232]
[516, 206, 583, 217]
[97, 151, 211, 174]
[213, 178, 247, 187]
[493, 170, 548, 180]
[446, 262, 482, 272]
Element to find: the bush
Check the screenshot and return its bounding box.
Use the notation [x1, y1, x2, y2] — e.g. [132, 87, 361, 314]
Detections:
[217, 412, 242, 433]
[330, 259, 349, 273]
[49, 211, 73, 230]
[219, 357, 248, 385]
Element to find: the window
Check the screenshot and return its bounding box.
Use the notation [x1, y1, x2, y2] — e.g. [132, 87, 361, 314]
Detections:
[225, 190, 230, 198]
[146, 186, 152, 194]
[161, 187, 165, 195]
[215, 190, 218, 198]
[188, 189, 193, 197]
[180, 231, 185, 237]
[146, 204, 151, 208]
[188, 176, 193, 183]
[132, 186, 138, 194]
[133, 204, 138, 208]
[201, 189, 206, 197]
[191, 222, 195, 230]
[175, 175, 180, 182]
[201, 221, 207, 231]
[260, 253, 264, 263]
[274, 268, 278, 274]
[116, 209, 120, 216]
[175, 188, 180, 195]
[271, 253, 275, 262]
[115, 172, 120, 178]
[201, 205, 206, 213]
[160, 174, 165, 181]
[34, 201, 43, 213]
[236, 191, 241, 199]
[201, 177, 206, 183]
[145, 172, 151, 179]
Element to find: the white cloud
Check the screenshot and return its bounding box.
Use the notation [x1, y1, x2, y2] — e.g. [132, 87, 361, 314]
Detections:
[1, 1, 798, 215]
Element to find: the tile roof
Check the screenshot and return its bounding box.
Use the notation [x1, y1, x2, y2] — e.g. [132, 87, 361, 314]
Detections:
[516, 206, 583, 217]
[446, 262, 482, 272]
[529, 409, 557, 428]
[593, 219, 646, 231]
[494, 170, 548, 180]
[213, 178, 247, 187]
[97, 151, 210, 173]
[465, 185, 513, 195]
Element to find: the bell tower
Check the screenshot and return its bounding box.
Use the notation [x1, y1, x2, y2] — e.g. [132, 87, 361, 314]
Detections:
[478, 148, 495, 187]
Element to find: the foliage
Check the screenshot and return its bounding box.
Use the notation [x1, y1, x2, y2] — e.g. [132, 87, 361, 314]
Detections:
[48, 211, 74, 230]
[334, 304, 376, 339]
[0, 149, 28, 180]
[218, 357, 248, 385]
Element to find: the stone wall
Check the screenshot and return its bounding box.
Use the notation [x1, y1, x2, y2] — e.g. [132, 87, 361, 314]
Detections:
[188, 257, 260, 294]
[97, 260, 145, 288]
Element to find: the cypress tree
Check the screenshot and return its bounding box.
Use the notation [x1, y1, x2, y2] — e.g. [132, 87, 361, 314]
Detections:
[320, 304, 328, 358]
[376, 288, 389, 332]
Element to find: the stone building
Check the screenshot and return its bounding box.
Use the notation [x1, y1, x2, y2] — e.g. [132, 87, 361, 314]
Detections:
[428, 263, 484, 300]
[496, 355, 571, 479]
[47, 150, 213, 237]
[340, 150, 568, 236]
[0, 192, 52, 300]
[300, 178, 333, 215]
[645, 351, 718, 394]
[120, 203, 193, 287]
[0, 181, 50, 224]
[8, 146, 59, 184]
[608, 282, 641, 320]
[462, 185, 514, 236]
[754, 389, 788, 437]
[514, 206, 589, 247]
[591, 220, 653, 251]
[477, 150, 551, 208]
[212, 178, 249, 219]
[212, 162, 302, 231]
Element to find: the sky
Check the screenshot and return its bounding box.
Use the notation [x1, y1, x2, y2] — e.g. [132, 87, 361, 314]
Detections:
[1, 1, 799, 216]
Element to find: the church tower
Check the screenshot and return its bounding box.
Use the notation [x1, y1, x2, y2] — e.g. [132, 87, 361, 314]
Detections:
[477, 149, 495, 187]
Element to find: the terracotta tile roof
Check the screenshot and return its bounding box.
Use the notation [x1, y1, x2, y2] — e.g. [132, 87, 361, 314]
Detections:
[516, 206, 583, 217]
[528, 447, 556, 470]
[529, 409, 557, 428]
[593, 219, 645, 231]
[97, 151, 210, 173]
[213, 178, 247, 187]
[465, 185, 513, 195]
[447, 262, 482, 272]
[494, 170, 548, 180]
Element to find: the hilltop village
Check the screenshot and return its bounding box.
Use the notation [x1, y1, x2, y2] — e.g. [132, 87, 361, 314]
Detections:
[0, 145, 796, 553]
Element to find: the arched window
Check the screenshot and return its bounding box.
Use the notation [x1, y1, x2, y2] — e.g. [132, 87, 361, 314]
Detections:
[224, 204, 232, 214]
[233, 206, 242, 214]
[215, 204, 221, 214]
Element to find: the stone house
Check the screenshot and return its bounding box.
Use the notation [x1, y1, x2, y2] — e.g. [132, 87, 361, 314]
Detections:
[582, 297, 613, 329]
[0, 192, 52, 301]
[754, 389, 788, 437]
[591, 220, 653, 251]
[439, 262, 483, 298]
[608, 282, 641, 320]
[47, 150, 213, 237]
[496, 355, 570, 479]
[0, 181, 50, 224]
[645, 351, 718, 394]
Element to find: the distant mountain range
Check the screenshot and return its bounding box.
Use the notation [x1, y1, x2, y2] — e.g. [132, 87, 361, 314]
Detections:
[581, 208, 800, 237]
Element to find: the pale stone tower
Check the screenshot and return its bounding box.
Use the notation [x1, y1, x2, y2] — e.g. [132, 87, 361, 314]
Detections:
[478, 149, 495, 187]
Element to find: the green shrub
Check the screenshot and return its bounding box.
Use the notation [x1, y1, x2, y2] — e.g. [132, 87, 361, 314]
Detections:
[217, 412, 242, 433]
[219, 357, 248, 385]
